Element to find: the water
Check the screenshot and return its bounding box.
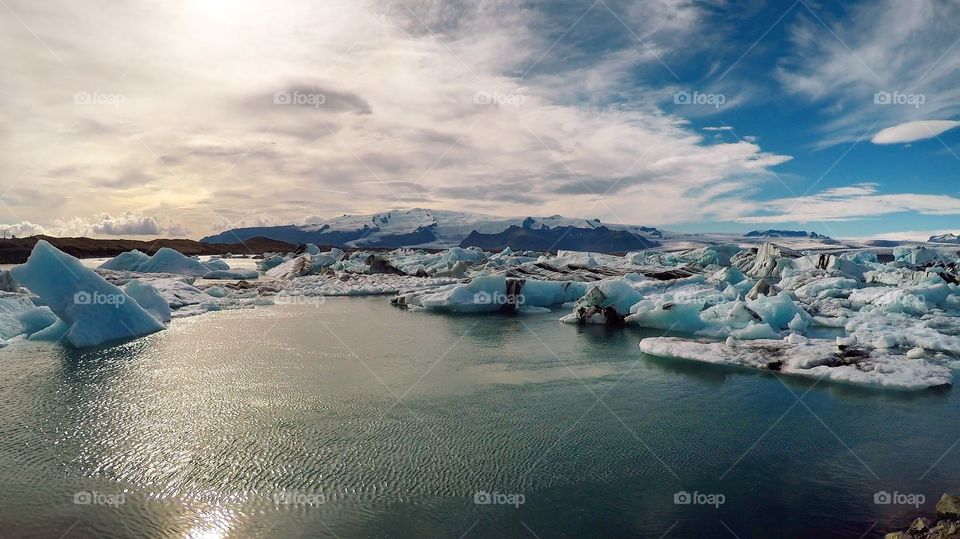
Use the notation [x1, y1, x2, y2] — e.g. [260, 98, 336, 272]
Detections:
[1, 296, 958, 538]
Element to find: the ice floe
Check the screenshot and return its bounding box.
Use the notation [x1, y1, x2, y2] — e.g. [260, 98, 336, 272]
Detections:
[639, 337, 952, 390]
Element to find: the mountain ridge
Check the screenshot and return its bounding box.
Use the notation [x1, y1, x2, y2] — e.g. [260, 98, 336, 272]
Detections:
[201, 208, 663, 253]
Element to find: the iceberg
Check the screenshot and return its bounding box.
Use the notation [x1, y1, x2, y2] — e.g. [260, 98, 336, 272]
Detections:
[202, 269, 260, 280]
[639, 337, 951, 390]
[100, 248, 230, 277]
[11, 241, 165, 348]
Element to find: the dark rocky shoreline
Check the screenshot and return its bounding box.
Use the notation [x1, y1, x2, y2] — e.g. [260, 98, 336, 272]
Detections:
[886, 494, 960, 538]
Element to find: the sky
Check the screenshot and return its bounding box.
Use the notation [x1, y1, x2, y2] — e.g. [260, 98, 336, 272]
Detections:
[1, 0, 959, 240]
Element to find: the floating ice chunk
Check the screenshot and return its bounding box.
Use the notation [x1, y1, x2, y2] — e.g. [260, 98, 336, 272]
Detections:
[0, 292, 58, 339]
[787, 313, 809, 332]
[700, 300, 760, 329]
[256, 254, 288, 272]
[124, 279, 172, 323]
[204, 286, 228, 298]
[11, 241, 165, 347]
[894, 246, 948, 266]
[710, 266, 747, 285]
[202, 269, 260, 280]
[792, 277, 859, 300]
[844, 311, 960, 354]
[907, 347, 926, 359]
[132, 277, 209, 309]
[29, 318, 68, 341]
[541, 251, 599, 269]
[747, 291, 811, 330]
[733, 243, 794, 278]
[626, 299, 706, 332]
[639, 337, 951, 390]
[204, 258, 230, 271]
[100, 248, 222, 277]
[731, 322, 781, 340]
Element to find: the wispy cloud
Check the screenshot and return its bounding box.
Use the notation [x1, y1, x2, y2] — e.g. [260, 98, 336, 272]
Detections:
[736, 183, 960, 224]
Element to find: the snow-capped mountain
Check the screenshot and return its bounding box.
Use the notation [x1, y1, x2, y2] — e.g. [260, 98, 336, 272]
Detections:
[745, 229, 830, 239]
[201, 208, 663, 252]
[929, 233, 960, 244]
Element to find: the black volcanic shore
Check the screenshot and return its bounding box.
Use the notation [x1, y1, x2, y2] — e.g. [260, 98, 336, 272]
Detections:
[0, 236, 296, 264]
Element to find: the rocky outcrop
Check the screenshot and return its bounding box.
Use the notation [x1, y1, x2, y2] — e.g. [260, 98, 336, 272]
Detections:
[885, 494, 960, 538]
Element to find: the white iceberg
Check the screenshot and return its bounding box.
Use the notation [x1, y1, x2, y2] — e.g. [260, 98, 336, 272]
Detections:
[100, 248, 229, 277]
[11, 241, 165, 348]
[639, 337, 952, 390]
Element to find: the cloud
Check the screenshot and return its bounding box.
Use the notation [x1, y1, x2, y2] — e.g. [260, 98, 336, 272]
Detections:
[736, 183, 960, 224]
[871, 120, 960, 144]
[702, 126, 733, 132]
[92, 212, 162, 235]
[0, 221, 47, 237]
[776, 0, 960, 147]
[0, 0, 794, 236]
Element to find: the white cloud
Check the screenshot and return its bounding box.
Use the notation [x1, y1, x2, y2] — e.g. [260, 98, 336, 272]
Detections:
[0, 0, 792, 236]
[0, 221, 46, 238]
[737, 183, 960, 224]
[777, 0, 960, 147]
[92, 212, 161, 235]
[871, 120, 960, 144]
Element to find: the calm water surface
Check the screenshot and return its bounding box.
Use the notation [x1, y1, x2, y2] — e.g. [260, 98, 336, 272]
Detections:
[0, 296, 958, 538]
